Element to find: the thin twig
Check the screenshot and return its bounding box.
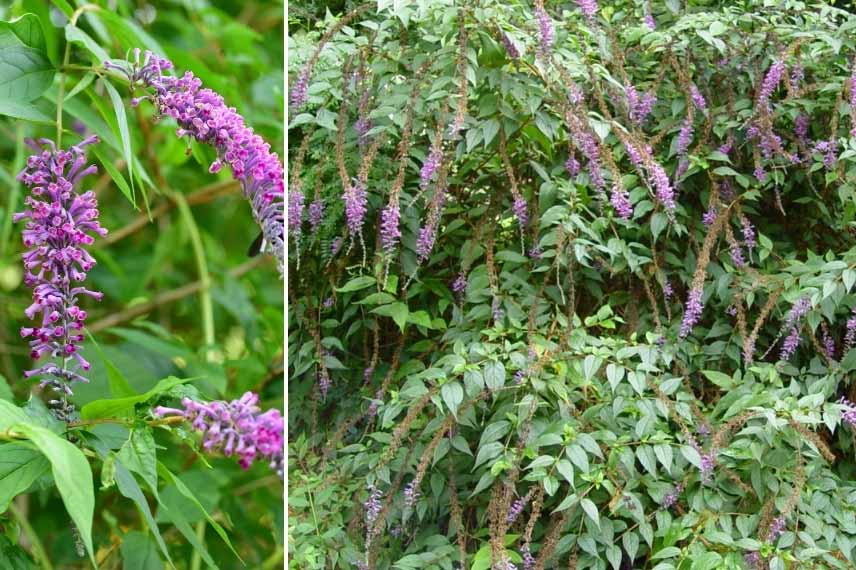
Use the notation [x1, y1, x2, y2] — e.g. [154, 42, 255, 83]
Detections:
[86, 257, 268, 333]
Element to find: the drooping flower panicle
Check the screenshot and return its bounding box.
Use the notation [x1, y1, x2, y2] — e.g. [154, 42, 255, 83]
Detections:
[15, 136, 106, 415]
[109, 50, 285, 274]
[153, 391, 284, 477]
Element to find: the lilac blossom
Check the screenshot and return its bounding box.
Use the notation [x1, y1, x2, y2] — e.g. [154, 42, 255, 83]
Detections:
[679, 287, 704, 338]
[702, 206, 717, 228]
[850, 61, 856, 137]
[513, 370, 526, 385]
[624, 141, 644, 168]
[644, 13, 656, 30]
[330, 237, 343, 256]
[814, 139, 837, 170]
[650, 162, 675, 211]
[322, 297, 335, 308]
[500, 32, 520, 59]
[662, 280, 673, 300]
[779, 298, 810, 360]
[288, 190, 304, 238]
[845, 308, 856, 351]
[676, 118, 694, 156]
[662, 484, 682, 508]
[319, 370, 332, 399]
[403, 480, 420, 507]
[741, 216, 756, 250]
[364, 484, 383, 526]
[527, 246, 543, 259]
[111, 50, 285, 274]
[744, 552, 761, 569]
[565, 155, 580, 176]
[699, 451, 716, 481]
[795, 114, 810, 143]
[452, 272, 467, 295]
[767, 516, 786, 542]
[576, 0, 598, 22]
[729, 243, 746, 268]
[718, 140, 732, 155]
[726, 305, 737, 316]
[513, 196, 529, 227]
[308, 199, 324, 233]
[343, 180, 368, 237]
[534, 4, 554, 59]
[507, 495, 528, 524]
[689, 84, 706, 112]
[758, 60, 786, 106]
[754, 165, 767, 183]
[416, 223, 438, 263]
[822, 331, 836, 360]
[789, 63, 804, 93]
[839, 397, 856, 428]
[380, 203, 401, 253]
[625, 83, 656, 124]
[15, 136, 106, 413]
[610, 184, 633, 220]
[520, 545, 535, 570]
[290, 68, 310, 108]
[354, 116, 372, 147]
[420, 146, 443, 189]
[153, 391, 284, 477]
[780, 326, 802, 361]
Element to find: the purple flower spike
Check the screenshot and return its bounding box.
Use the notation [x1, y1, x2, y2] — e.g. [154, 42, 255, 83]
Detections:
[403, 480, 420, 507]
[343, 180, 368, 237]
[420, 146, 443, 189]
[576, 0, 598, 22]
[380, 203, 401, 253]
[839, 397, 856, 428]
[153, 391, 284, 477]
[565, 155, 581, 176]
[610, 184, 633, 220]
[500, 32, 520, 59]
[662, 484, 682, 508]
[308, 198, 324, 233]
[702, 206, 717, 228]
[679, 287, 704, 338]
[288, 190, 304, 238]
[114, 51, 285, 274]
[364, 484, 383, 525]
[534, 4, 554, 59]
[16, 136, 106, 412]
[507, 495, 528, 524]
[759, 60, 786, 106]
[513, 196, 529, 227]
[676, 118, 694, 156]
[452, 272, 467, 295]
[767, 516, 786, 542]
[290, 68, 310, 109]
[644, 13, 656, 30]
[690, 85, 706, 112]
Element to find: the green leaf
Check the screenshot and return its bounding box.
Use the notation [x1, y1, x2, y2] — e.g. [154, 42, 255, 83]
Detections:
[0, 14, 46, 53]
[95, 10, 164, 56]
[86, 330, 136, 399]
[441, 381, 463, 417]
[0, 374, 13, 401]
[0, 45, 54, 101]
[65, 25, 110, 64]
[11, 423, 96, 566]
[80, 376, 197, 420]
[49, 0, 74, 19]
[701, 370, 733, 389]
[64, 71, 95, 102]
[0, 443, 50, 513]
[0, 400, 32, 430]
[92, 145, 135, 207]
[0, 99, 50, 122]
[157, 463, 242, 564]
[103, 79, 134, 198]
[112, 459, 173, 568]
[120, 531, 164, 570]
[581, 497, 600, 528]
[336, 275, 376, 292]
[371, 302, 408, 332]
[117, 429, 158, 496]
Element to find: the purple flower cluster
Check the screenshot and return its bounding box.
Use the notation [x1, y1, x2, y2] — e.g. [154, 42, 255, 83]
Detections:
[699, 451, 716, 481]
[416, 224, 438, 263]
[452, 272, 467, 295]
[610, 184, 633, 220]
[780, 297, 810, 361]
[112, 50, 285, 273]
[689, 85, 706, 112]
[576, 0, 598, 22]
[364, 484, 383, 526]
[153, 391, 284, 477]
[513, 196, 529, 227]
[839, 397, 856, 428]
[767, 516, 786, 542]
[744, 552, 761, 569]
[702, 206, 717, 228]
[492, 298, 505, 323]
[625, 83, 656, 125]
[759, 60, 786, 106]
[420, 146, 443, 189]
[574, 130, 605, 191]
[288, 190, 304, 238]
[789, 63, 804, 93]
[795, 114, 810, 143]
[534, 4, 554, 59]
[330, 237, 343, 256]
[822, 331, 836, 360]
[354, 116, 372, 148]
[741, 216, 756, 250]
[650, 161, 675, 211]
[15, 137, 106, 405]
[319, 370, 332, 398]
[661, 484, 682, 508]
[507, 495, 528, 524]
[662, 280, 673, 300]
[813, 139, 837, 170]
[380, 204, 401, 253]
[729, 242, 746, 268]
[343, 180, 369, 237]
[624, 141, 644, 168]
[500, 32, 520, 59]
[644, 13, 656, 30]
[850, 61, 856, 137]
[565, 154, 580, 176]
[403, 480, 420, 507]
[290, 68, 310, 109]
[676, 118, 694, 156]
[845, 307, 856, 351]
[520, 545, 535, 570]
[679, 287, 704, 338]
[308, 198, 324, 233]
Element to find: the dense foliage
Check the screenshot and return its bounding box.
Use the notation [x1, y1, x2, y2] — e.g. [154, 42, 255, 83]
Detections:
[287, 1, 856, 569]
[0, 0, 285, 568]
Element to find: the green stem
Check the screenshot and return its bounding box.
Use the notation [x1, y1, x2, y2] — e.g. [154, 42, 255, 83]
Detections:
[189, 521, 206, 570]
[9, 502, 54, 570]
[261, 547, 284, 570]
[172, 192, 215, 360]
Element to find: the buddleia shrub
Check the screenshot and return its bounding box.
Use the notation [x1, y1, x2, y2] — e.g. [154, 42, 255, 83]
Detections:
[288, 1, 856, 569]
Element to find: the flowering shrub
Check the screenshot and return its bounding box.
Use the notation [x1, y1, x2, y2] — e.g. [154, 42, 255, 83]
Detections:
[0, 1, 283, 567]
[288, 1, 856, 569]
